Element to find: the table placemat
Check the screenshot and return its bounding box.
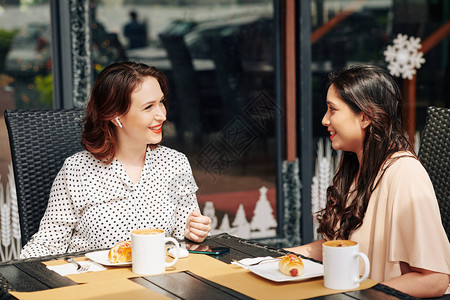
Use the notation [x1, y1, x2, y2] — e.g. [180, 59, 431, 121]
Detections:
[10, 278, 169, 300]
[44, 256, 188, 284]
[42, 254, 377, 299]
[184, 254, 377, 300]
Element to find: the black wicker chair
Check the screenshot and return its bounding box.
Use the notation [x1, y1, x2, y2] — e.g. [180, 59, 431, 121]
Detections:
[4, 109, 85, 247]
[418, 106, 450, 240]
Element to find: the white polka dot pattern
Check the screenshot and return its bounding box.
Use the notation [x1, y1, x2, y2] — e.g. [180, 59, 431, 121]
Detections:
[20, 146, 199, 258]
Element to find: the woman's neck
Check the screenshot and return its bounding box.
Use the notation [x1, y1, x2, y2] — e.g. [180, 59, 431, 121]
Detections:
[116, 142, 146, 163]
[115, 143, 147, 183]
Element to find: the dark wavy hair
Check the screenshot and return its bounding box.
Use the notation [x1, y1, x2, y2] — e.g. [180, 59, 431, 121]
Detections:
[81, 61, 168, 164]
[317, 65, 413, 240]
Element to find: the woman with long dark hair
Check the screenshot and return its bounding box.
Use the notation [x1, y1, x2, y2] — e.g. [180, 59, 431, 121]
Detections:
[287, 65, 449, 297]
[21, 61, 211, 258]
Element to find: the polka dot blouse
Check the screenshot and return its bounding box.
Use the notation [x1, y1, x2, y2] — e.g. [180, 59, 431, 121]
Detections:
[20, 146, 199, 258]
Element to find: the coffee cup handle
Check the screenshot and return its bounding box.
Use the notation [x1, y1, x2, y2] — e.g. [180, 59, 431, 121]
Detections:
[165, 237, 180, 267]
[354, 252, 370, 283]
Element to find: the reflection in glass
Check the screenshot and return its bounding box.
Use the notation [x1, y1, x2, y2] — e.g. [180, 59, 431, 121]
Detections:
[310, 0, 449, 238]
[94, 1, 277, 239]
[0, 0, 53, 260]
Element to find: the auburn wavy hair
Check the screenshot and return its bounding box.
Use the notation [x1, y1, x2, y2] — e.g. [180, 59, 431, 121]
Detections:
[317, 65, 413, 240]
[81, 61, 168, 164]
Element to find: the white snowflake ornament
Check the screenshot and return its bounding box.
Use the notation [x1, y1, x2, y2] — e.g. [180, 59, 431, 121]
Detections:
[384, 33, 425, 80]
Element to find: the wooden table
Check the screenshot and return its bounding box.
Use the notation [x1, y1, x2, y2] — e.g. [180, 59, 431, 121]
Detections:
[0, 234, 428, 299]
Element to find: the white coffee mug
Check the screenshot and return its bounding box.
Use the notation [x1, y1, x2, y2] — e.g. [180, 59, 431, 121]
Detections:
[131, 228, 180, 275]
[322, 240, 370, 290]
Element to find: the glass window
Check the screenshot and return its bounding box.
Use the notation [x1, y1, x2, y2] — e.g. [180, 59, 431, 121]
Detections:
[92, 0, 278, 239]
[310, 0, 449, 238]
[0, 0, 53, 210]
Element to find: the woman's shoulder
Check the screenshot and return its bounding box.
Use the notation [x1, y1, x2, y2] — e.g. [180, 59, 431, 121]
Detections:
[150, 146, 188, 160]
[148, 146, 192, 172]
[65, 150, 96, 164]
[62, 150, 102, 172]
[382, 151, 431, 182]
[377, 152, 437, 207]
[385, 151, 422, 171]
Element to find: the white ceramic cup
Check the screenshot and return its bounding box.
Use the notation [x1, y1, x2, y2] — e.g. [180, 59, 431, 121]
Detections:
[322, 240, 370, 290]
[131, 228, 180, 275]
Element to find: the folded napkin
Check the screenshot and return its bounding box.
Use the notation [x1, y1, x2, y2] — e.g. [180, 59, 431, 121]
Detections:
[231, 256, 278, 269]
[47, 261, 106, 276]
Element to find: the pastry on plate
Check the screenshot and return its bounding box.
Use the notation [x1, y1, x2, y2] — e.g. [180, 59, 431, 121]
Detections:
[278, 254, 304, 276]
[108, 240, 132, 263]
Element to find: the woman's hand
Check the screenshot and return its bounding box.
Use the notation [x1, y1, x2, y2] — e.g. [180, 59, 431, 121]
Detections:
[284, 239, 326, 261]
[184, 210, 211, 243]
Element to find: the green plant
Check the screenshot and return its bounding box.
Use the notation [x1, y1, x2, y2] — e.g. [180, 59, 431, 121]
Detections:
[34, 73, 53, 107]
[0, 29, 17, 71]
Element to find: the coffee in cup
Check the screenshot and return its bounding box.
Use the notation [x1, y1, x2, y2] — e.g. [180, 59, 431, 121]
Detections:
[132, 228, 163, 235]
[131, 228, 180, 275]
[324, 240, 356, 247]
[322, 240, 370, 290]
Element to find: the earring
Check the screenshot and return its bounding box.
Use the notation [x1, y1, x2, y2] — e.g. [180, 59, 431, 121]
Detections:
[115, 116, 123, 128]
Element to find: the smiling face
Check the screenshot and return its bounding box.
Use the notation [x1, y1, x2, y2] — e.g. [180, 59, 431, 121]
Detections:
[322, 84, 368, 161]
[117, 76, 167, 147]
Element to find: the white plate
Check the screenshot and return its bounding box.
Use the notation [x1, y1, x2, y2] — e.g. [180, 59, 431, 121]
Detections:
[247, 259, 324, 282]
[85, 250, 131, 267]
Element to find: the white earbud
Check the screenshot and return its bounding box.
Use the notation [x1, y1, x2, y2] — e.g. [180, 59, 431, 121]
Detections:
[115, 116, 123, 128]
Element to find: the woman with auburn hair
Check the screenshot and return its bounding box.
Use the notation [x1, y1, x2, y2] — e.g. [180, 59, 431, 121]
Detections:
[287, 65, 449, 297]
[21, 61, 211, 258]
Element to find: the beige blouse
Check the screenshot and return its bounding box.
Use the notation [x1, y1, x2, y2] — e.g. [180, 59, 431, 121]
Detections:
[350, 152, 450, 283]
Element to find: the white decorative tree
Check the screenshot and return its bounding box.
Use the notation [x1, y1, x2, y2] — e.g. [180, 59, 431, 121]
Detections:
[414, 131, 421, 155]
[1, 202, 11, 261]
[8, 163, 21, 259]
[218, 213, 232, 233]
[318, 157, 331, 211]
[0, 176, 6, 261]
[233, 204, 251, 239]
[312, 138, 339, 241]
[311, 176, 320, 241]
[250, 186, 277, 238]
[202, 201, 218, 230]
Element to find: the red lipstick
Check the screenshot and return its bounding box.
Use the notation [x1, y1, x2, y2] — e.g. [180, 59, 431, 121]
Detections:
[150, 123, 163, 134]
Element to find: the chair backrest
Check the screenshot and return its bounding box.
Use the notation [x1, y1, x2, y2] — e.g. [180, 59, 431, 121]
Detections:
[418, 106, 450, 239]
[4, 109, 85, 246]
